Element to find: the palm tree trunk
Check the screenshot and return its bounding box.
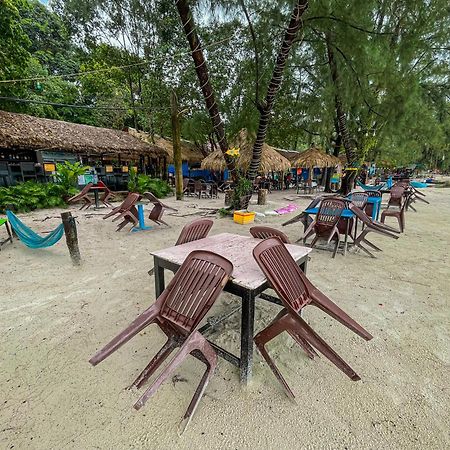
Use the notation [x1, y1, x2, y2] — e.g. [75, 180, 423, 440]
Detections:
[174, 0, 235, 174]
[326, 33, 357, 194]
[247, 0, 309, 180]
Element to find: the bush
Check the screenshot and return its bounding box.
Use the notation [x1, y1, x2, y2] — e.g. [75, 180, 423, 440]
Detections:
[56, 161, 90, 192]
[127, 169, 172, 198]
[0, 182, 71, 213]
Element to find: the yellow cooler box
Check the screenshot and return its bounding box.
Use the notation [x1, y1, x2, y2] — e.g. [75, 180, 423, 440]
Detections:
[233, 211, 256, 225]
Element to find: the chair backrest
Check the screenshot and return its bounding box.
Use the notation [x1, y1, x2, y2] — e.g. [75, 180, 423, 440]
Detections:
[253, 237, 310, 313]
[249, 226, 290, 243]
[160, 250, 233, 332]
[388, 185, 405, 207]
[365, 190, 382, 198]
[350, 192, 368, 208]
[316, 198, 345, 228]
[143, 191, 161, 205]
[119, 192, 140, 211]
[306, 195, 323, 210]
[175, 218, 213, 246]
[79, 183, 94, 196]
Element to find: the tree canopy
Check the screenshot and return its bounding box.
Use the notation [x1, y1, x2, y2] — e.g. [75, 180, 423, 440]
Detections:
[0, 0, 449, 170]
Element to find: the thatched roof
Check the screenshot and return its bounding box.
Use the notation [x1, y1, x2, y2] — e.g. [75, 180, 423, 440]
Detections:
[201, 129, 291, 173]
[128, 128, 204, 164]
[274, 147, 301, 163]
[291, 146, 340, 168]
[0, 110, 165, 157]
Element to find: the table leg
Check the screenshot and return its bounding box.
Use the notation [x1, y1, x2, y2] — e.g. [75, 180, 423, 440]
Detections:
[240, 290, 256, 385]
[94, 190, 99, 208]
[344, 218, 349, 256]
[154, 257, 165, 297]
[132, 204, 152, 232]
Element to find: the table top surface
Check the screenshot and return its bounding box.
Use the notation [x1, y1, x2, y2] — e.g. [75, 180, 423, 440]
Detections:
[151, 232, 311, 290]
[305, 207, 354, 218]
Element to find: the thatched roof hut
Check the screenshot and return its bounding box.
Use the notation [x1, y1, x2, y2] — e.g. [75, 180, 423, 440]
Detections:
[201, 129, 291, 173]
[273, 147, 301, 163]
[0, 110, 165, 157]
[128, 128, 204, 164]
[291, 146, 340, 168]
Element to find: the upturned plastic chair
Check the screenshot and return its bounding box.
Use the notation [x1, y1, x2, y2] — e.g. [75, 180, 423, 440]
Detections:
[67, 183, 94, 210]
[142, 191, 178, 227]
[252, 237, 372, 399]
[103, 192, 140, 231]
[349, 204, 400, 258]
[95, 181, 114, 207]
[250, 226, 290, 243]
[303, 198, 346, 258]
[89, 250, 233, 432]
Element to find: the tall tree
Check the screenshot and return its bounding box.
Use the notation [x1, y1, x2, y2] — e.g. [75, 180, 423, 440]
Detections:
[174, 0, 236, 174]
[247, 0, 309, 180]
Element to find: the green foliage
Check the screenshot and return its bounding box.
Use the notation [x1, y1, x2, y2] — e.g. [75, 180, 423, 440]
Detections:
[55, 161, 89, 192]
[0, 182, 68, 213]
[127, 169, 172, 198]
[231, 176, 253, 210]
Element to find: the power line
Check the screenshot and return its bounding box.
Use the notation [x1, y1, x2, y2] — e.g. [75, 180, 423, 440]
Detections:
[0, 96, 169, 111]
[0, 34, 236, 85]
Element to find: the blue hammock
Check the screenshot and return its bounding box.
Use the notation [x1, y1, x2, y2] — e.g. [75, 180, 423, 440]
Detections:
[6, 210, 65, 249]
[356, 180, 385, 191]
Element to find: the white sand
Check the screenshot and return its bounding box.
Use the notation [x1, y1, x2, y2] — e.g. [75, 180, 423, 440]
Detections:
[1, 187, 449, 449]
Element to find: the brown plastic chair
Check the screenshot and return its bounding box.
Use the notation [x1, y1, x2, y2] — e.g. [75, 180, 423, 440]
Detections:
[175, 218, 213, 245]
[349, 192, 368, 208]
[103, 192, 140, 231]
[67, 183, 94, 210]
[252, 237, 372, 399]
[89, 250, 233, 431]
[282, 196, 324, 238]
[143, 191, 178, 227]
[148, 219, 214, 277]
[303, 198, 346, 258]
[194, 180, 208, 198]
[381, 186, 406, 232]
[250, 226, 290, 243]
[349, 204, 400, 258]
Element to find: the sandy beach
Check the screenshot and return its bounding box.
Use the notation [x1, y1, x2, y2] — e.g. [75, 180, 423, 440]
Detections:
[1, 186, 449, 449]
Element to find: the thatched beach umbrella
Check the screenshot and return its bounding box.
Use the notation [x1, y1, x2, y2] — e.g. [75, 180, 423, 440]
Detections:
[291, 146, 341, 169]
[292, 146, 340, 186]
[201, 129, 291, 173]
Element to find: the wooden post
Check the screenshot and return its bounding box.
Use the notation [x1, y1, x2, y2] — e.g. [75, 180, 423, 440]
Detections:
[224, 189, 234, 207]
[257, 189, 267, 205]
[171, 90, 184, 200]
[61, 212, 81, 266]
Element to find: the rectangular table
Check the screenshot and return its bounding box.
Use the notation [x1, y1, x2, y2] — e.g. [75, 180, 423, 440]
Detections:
[151, 232, 311, 384]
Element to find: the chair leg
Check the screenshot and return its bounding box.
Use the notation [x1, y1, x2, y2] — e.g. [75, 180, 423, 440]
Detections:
[131, 338, 177, 389]
[363, 238, 382, 252]
[133, 331, 214, 412]
[89, 305, 160, 366]
[332, 234, 340, 259]
[179, 339, 217, 433]
[254, 315, 296, 400]
[310, 289, 373, 341]
[293, 317, 361, 381]
[286, 330, 318, 359]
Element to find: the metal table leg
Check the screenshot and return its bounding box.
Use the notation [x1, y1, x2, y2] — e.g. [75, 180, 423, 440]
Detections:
[154, 257, 165, 297]
[344, 218, 350, 256]
[240, 290, 256, 385]
[94, 189, 100, 208]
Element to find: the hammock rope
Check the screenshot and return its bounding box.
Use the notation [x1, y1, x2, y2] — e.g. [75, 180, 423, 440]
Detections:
[6, 210, 65, 249]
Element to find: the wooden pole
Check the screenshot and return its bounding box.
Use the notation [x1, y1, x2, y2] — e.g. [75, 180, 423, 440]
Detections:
[61, 212, 81, 266]
[171, 90, 184, 201]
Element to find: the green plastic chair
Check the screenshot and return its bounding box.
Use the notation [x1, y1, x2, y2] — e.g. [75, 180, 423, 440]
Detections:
[0, 218, 13, 250]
